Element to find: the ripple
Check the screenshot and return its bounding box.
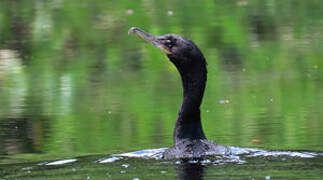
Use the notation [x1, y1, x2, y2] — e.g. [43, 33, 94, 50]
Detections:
[45, 159, 77, 166]
[98, 157, 122, 163]
[112, 145, 322, 164]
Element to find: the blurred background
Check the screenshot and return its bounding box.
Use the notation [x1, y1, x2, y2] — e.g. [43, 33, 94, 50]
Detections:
[0, 0, 322, 158]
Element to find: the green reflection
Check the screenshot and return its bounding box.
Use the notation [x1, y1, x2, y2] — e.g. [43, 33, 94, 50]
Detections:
[0, 0, 322, 158]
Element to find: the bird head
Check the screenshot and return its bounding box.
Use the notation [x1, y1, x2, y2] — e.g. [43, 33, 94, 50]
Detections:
[128, 27, 206, 71]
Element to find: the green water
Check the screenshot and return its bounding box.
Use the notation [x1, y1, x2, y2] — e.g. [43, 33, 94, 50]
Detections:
[1, 155, 322, 180]
[0, 0, 323, 179]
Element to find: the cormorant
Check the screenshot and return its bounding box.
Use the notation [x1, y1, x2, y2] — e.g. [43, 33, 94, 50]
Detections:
[129, 27, 228, 159]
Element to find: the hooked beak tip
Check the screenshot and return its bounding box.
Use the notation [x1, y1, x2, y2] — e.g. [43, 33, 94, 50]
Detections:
[128, 27, 172, 55]
[128, 27, 139, 35]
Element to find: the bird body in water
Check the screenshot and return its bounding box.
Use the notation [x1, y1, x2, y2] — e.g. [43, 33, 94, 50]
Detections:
[129, 27, 228, 159]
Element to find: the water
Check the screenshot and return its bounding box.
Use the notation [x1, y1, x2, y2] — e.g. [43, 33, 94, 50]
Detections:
[0, 0, 323, 179]
[2, 147, 323, 179]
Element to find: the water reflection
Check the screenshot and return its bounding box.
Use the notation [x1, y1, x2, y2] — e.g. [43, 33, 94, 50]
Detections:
[0, 0, 322, 157]
[176, 163, 205, 180]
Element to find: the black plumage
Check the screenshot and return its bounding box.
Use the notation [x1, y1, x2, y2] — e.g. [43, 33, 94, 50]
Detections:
[129, 27, 228, 159]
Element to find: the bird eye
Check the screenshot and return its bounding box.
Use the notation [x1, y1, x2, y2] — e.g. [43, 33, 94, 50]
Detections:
[165, 40, 174, 48]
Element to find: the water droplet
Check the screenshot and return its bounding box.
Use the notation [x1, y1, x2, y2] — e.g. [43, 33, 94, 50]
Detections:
[188, 160, 198, 164]
[22, 167, 33, 171]
[122, 164, 129, 168]
[167, 10, 173, 16]
[206, 110, 210, 113]
[201, 159, 211, 164]
[87, 176, 91, 180]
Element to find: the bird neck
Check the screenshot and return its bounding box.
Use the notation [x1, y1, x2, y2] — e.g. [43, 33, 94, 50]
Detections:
[173, 64, 207, 144]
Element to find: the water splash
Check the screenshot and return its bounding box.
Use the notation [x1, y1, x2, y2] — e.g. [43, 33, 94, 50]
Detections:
[38, 146, 322, 166]
[109, 146, 322, 165]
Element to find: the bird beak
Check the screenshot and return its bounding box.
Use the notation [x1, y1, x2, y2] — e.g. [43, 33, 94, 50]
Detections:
[128, 27, 171, 55]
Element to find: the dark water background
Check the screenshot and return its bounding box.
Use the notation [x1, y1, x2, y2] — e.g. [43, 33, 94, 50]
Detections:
[0, 0, 322, 179]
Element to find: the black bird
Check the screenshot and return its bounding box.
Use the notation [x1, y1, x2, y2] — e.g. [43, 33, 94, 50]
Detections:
[129, 27, 228, 159]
